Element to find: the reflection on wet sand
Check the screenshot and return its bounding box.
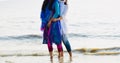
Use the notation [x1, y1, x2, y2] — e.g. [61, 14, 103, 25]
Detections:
[50, 57, 72, 63]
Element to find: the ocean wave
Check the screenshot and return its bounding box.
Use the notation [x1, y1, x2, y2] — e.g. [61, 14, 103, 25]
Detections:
[68, 33, 89, 37]
[0, 34, 120, 41]
[68, 33, 120, 39]
[0, 52, 49, 57]
[0, 47, 120, 57]
[0, 34, 42, 40]
[73, 47, 120, 55]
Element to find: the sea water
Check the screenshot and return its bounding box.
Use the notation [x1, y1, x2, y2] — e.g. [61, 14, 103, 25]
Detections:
[0, 0, 120, 56]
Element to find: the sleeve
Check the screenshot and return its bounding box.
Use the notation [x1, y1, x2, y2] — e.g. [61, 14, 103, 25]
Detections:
[61, 5, 68, 17]
[52, 2, 60, 18]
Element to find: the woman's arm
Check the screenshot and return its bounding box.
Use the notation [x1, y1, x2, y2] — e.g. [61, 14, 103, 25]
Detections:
[52, 2, 60, 18]
[53, 1, 68, 22]
[52, 16, 62, 22]
[47, 18, 53, 27]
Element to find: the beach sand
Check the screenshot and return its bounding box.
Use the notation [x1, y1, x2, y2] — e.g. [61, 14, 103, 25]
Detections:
[0, 40, 120, 63]
[0, 52, 120, 63]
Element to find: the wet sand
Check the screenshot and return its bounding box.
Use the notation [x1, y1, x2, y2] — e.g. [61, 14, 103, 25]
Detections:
[0, 52, 120, 63]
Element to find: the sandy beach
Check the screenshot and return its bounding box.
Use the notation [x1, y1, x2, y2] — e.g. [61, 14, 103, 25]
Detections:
[0, 52, 120, 63]
[0, 42, 119, 63]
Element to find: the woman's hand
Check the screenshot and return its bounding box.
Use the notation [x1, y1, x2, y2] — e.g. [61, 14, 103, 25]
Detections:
[47, 21, 51, 28]
[52, 17, 63, 22]
[47, 19, 53, 28]
[52, 18, 58, 22]
[59, 16, 63, 20]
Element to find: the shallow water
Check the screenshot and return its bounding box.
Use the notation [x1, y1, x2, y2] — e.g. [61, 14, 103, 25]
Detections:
[0, 0, 120, 57]
[0, 52, 120, 63]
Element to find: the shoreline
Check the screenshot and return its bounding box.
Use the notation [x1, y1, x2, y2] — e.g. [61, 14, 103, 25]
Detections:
[0, 52, 119, 63]
[0, 47, 120, 57]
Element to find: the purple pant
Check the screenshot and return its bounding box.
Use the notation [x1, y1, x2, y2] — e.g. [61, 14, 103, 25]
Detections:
[47, 39, 63, 52]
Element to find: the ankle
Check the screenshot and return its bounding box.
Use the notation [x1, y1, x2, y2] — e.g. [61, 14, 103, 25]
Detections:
[61, 51, 64, 57]
[58, 51, 64, 59]
[69, 52, 72, 57]
[50, 56, 53, 61]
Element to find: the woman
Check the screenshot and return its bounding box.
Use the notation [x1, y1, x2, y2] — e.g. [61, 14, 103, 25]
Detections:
[59, 0, 72, 61]
[40, 0, 63, 61]
[53, 0, 72, 61]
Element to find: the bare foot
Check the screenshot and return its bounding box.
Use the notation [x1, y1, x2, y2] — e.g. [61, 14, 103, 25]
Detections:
[68, 52, 72, 61]
[50, 56, 53, 62]
[70, 56, 72, 61]
[59, 57, 63, 63]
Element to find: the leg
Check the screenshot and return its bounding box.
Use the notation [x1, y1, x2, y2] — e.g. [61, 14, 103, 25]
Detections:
[62, 34, 72, 60]
[57, 43, 63, 59]
[47, 40, 53, 61]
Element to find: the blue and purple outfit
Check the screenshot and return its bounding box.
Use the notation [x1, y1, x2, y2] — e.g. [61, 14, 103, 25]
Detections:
[40, 2, 52, 44]
[48, 1, 63, 52]
[40, 0, 63, 52]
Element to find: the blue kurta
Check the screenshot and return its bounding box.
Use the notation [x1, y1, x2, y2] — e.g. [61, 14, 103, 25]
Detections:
[48, 1, 62, 45]
[41, 1, 62, 45]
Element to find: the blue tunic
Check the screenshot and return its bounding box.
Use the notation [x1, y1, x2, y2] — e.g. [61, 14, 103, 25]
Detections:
[48, 1, 62, 45]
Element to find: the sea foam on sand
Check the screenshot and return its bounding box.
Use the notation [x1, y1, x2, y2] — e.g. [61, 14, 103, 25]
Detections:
[0, 52, 120, 63]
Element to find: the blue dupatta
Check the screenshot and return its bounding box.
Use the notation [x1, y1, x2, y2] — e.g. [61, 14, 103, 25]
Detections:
[40, 4, 52, 31]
